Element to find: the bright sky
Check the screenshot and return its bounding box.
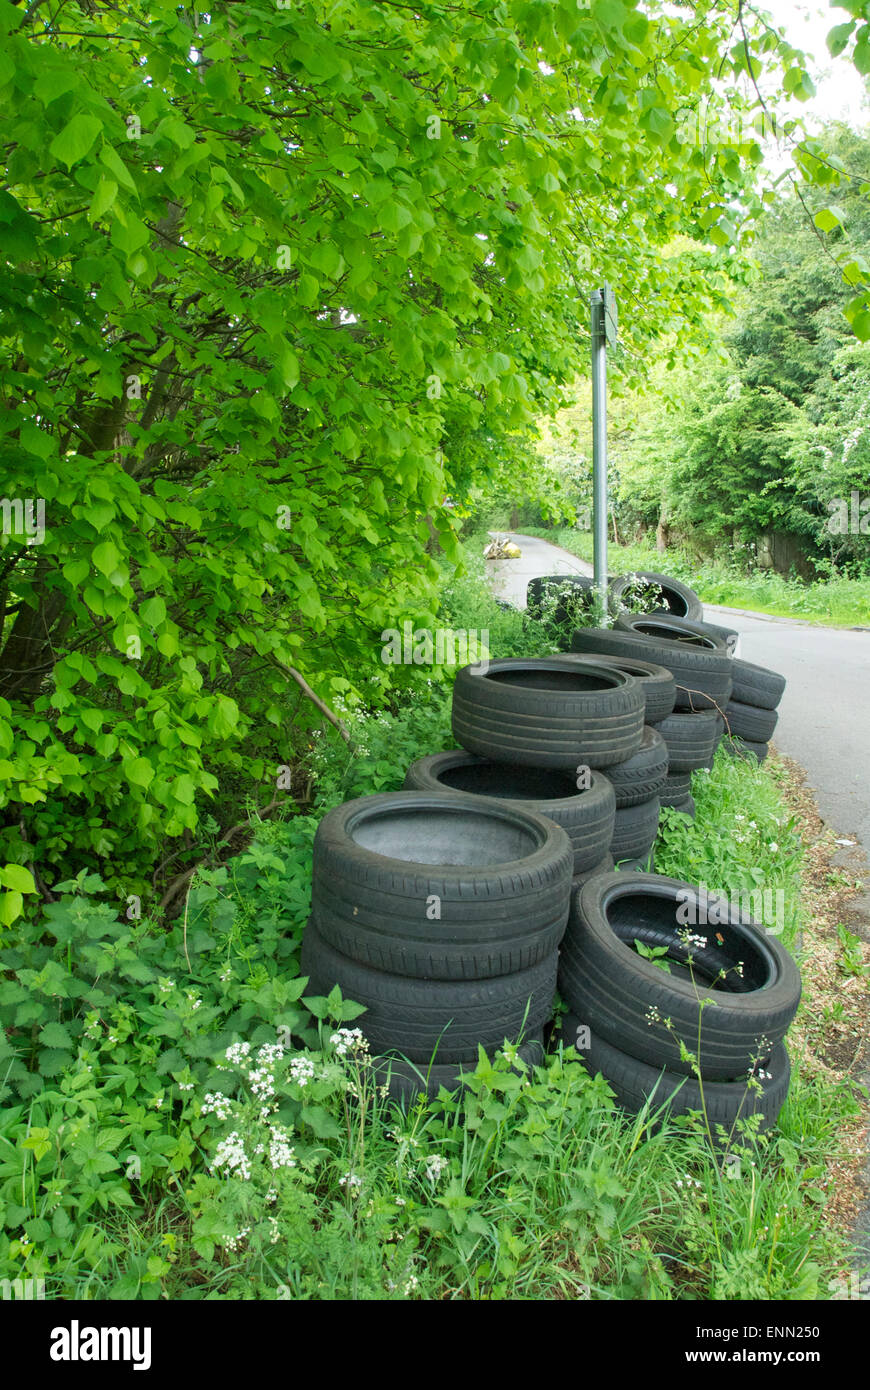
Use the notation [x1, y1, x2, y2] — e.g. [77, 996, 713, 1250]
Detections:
[758, 0, 869, 128]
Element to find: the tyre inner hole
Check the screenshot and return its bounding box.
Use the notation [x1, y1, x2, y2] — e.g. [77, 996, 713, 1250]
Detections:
[630, 622, 714, 650]
[487, 668, 619, 692]
[350, 807, 540, 866]
[606, 893, 771, 991]
[436, 761, 580, 801]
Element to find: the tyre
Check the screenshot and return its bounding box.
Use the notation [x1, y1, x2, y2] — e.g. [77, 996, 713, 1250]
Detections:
[527, 574, 595, 621]
[610, 797, 660, 860]
[660, 771, 691, 804]
[558, 1013, 790, 1133]
[609, 571, 703, 622]
[403, 750, 615, 875]
[560, 654, 676, 724]
[662, 793, 695, 819]
[311, 791, 573, 981]
[558, 872, 802, 1080]
[600, 726, 667, 808]
[724, 699, 778, 743]
[375, 1033, 546, 1104]
[571, 620, 732, 712]
[451, 658, 645, 770]
[656, 709, 719, 772]
[301, 921, 558, 1064]
[730, 659, 786, 711]
[723, 735, 769, 763]
[573, 853, 614, 889]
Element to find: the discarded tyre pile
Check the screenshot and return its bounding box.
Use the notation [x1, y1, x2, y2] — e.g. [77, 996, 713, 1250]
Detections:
[449, 654, 672, 871]
[569, 613, 734, 831]
[298, 571, 798, 1123]
[557, 872, 801, 1130]
[300, 790, 572, 1100]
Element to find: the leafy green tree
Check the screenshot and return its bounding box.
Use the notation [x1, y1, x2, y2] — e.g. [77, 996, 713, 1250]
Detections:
[0, 0, 819, 916]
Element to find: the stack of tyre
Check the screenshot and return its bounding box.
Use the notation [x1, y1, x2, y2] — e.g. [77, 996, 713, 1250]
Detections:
[722, 660, 787, 763]
[556, 870, 802, 1131]
[300, 789, 572, 1101]
[445, 655, 660, 879]
[556, 653, 675, 867]
[571, 611, 733, 824]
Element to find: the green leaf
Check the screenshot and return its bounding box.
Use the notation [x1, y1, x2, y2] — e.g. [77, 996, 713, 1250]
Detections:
[814, 206, 845, 233]
[89, 177, 118, 222]
[49, 113, 102, 169]
[827, 20, 855, 57]
[140, 596, 166, 627]
[92, 539, 121, 577]
[0, 863, 36, 894]
[123, 757, 154, 789]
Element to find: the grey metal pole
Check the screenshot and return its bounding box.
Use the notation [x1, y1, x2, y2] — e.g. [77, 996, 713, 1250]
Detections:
[590, 288, 609, 620]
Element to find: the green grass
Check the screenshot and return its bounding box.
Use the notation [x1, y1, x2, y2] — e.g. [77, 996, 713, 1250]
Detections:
[519, 526, 870, 627]
[0, 559, 861, 1302]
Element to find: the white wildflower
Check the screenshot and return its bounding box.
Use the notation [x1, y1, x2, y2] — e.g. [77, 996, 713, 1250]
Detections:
[202, 1092, 234, 1121]
[268, 1126, 297, 1171]
[289, 1056, 316, 1087]
[211, 1131, 252, 1181]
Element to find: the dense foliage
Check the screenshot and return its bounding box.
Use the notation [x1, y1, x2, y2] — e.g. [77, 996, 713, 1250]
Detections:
[528, 124, 870, 579]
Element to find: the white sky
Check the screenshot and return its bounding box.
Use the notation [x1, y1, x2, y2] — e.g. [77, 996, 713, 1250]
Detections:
[757, 0, 869, 127]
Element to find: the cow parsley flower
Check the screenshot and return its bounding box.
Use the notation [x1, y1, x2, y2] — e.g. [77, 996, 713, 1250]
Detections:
[211, 1131, 251, 1180]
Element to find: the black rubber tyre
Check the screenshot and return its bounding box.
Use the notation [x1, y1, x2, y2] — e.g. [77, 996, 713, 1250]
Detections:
[656, 709, 719, 772]
[730, 659, 786, 711]
[662, 793, 696, 819]
[311, 791, 572, 981]
[573, 854, 614, 889]
[600, 726, 667, 808]
[375, 1034, 546, 1105]
[723, 736, 769, 764]
[558, 1013, 790, 1133]
[558, 872, 802, 1080]
[559, 654, 676, 724]
[660, 771, 691, 804]
[301, 921, 558, 1063]
[609, 571, 703, 622]
[724, 699, 779, 743]
[527, 574, 595, 621]
[451, 658, 645, 770]
[402, 751, 615, 875]
[571, 621, 732, 712]
[610, 797, 660, 860]
[698, 714, 725, 772]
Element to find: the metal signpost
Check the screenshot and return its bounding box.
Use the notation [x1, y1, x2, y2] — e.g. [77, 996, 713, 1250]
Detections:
[590, 283, 617, 618]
